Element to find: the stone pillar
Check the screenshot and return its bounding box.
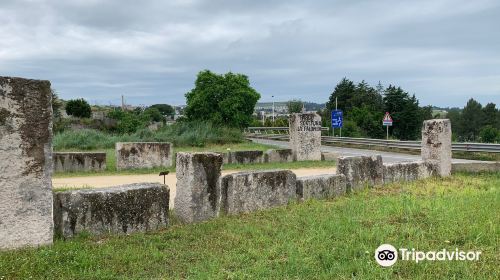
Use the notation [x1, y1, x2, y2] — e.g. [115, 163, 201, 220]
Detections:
[0, 76, 53, 250]
[421, 119, 452, 177]
[289, 113, 322, 161]
[174, 152, 223, 223]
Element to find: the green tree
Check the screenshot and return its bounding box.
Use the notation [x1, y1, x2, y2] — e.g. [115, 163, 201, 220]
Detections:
[446, 108, 462, 140]
[287, 99, 303, 113]
[185, 70, 260, 128]
[479, 125, 499, 143]
[150, 104, 175, 116]
[51, 89, 63, 119]
[460, 98, 485, 141]
[383, 86, 422, 140]
[482, 103, 498, 127]
[144, 107, 163, 122]
[65, 98, 91, 118]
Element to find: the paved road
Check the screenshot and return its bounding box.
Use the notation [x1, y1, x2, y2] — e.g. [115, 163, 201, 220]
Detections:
[249, 138, 482, 163]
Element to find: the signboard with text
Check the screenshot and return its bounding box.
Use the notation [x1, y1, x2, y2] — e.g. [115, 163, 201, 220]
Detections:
[331, 110, 343, 128]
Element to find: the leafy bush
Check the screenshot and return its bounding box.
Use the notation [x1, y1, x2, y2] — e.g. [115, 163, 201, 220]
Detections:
[479, 125, 499, 143]
[65, 99, 92, 118]
[53, 121, 243, 150]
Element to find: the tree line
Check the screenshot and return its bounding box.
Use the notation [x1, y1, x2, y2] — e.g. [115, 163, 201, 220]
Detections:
[447, 99, 500, 143]
[322, 78, 432, 140]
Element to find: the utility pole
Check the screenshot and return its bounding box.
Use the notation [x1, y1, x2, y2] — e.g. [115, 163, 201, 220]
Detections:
[337, 97, 342, 137]
[272, 95, 275, 125]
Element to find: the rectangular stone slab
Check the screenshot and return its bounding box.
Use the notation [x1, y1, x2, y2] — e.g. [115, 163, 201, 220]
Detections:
[228, 150, 264, 164]
[296, 174, 346, 200]
[53, 183, 169, 238]
[53, 152, 106, 172]
[336, 155, 384, 192]
[116, 142, 173, 170]
[0, 76, 53, 250]
[220, 169, 297, 215]
[264, 149, 293, 163]
[383, 161, 438, 184]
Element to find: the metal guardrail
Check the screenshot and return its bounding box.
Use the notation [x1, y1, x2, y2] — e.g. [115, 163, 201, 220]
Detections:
[245, 127, 500, 153]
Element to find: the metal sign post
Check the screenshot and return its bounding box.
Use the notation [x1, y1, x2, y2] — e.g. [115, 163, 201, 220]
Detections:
[382, 112, 393, 140]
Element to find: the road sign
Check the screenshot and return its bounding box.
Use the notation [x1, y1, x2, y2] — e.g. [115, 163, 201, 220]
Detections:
[331, 110, 343, 128]
[382, 112, 393, 126]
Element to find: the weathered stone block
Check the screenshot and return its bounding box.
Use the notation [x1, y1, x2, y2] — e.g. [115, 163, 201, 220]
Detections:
[289, 113, 322, 161]
[53, 183, 169, 238]
[220, 170, 297, 215]
[116, 142, 173, 170]
[228, 150, 264, 164]
[421, 119, 452, 177]
[336, 155, 384, 192]
[264, 149, 293, 163]
[0, 76, 53, 250]
[296, 174, 346, 200]
[383, 161, 438, 184]
[452, 162, 500, 173]
[321, 152, 339, 161]
[175, 152, 223, 223]
[53, 152, 106, 172]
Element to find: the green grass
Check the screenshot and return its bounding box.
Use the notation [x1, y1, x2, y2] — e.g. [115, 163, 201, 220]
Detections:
[53, 122, 244, 151]
[1, 173, 498, 279]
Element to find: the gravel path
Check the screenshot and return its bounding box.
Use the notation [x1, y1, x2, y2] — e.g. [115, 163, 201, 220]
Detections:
[53, 167, 337, 209]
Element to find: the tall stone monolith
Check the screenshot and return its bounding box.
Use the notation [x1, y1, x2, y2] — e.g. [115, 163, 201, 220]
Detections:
[174, 152, 223, 223]
[289, 113, 322, 161]
[421, 119, 452, 177]
[0, 76, 53, 250]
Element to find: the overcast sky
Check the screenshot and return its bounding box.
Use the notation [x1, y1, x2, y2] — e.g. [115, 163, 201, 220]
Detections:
[1, 0, 499, 107]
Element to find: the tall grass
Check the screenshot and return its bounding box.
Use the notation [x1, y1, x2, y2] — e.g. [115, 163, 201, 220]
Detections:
[53, 121, 244, 151]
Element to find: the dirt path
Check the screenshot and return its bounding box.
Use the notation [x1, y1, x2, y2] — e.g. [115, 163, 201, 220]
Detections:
[53, 167, 336, 209]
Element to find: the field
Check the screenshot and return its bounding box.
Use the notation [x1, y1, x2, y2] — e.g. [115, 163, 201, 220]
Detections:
[1, 172, 498, 279]
[54, 142, 276, 177]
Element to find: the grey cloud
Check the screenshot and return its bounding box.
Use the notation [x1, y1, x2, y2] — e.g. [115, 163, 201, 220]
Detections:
[0, 0, 498, 107]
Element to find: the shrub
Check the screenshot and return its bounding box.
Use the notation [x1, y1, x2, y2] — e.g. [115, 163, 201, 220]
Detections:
[65, 99, 92, 118]
[53, 121, 244, 150]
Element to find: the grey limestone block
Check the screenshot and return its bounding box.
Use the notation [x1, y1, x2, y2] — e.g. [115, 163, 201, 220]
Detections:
[228, 150, 264, 164]
[174, 152, 223, 223]
[421, 119, 452, 177]
[383, 160, 438, 184]
[220, 169, 297, 215]
[336, 155, 384, 192]
[53, 183, 169, 238]
[53, 152, 106, 172]
[0, 76, 54, 250]
[289, 113, 322, 161]
[321, 152, 339, 161]
[116, 142, 173, 170]
[264, 149, 294, 163]
[296, 174, 346, 200]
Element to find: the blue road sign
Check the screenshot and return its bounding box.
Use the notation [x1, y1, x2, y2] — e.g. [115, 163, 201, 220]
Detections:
[331, 110, 343, 128]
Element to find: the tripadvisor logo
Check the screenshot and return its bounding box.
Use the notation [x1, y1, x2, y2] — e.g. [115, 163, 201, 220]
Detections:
[374, 244, 482, 267]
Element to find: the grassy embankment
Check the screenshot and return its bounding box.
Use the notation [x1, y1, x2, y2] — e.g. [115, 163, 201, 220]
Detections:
[1, 172, 498, 279]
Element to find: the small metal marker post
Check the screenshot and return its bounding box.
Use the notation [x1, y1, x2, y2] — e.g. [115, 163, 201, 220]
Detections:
[159, 171, 169, 185]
